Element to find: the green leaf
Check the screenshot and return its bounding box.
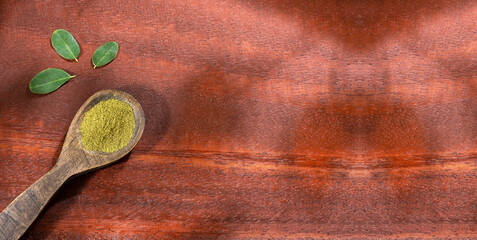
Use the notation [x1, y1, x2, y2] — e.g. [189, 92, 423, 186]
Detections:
[51, 29, 80, 62]
[29, 68, 76, 94]
[92, 42, 119, 68]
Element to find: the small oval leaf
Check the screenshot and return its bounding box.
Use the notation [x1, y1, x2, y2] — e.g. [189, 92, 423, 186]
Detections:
[29, 68, 76, 94]
[92, 42, 119, 68]
[51, 29, 80, 62]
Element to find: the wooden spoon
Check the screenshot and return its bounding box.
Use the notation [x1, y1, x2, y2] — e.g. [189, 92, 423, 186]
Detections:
[0, 89, 145, 240]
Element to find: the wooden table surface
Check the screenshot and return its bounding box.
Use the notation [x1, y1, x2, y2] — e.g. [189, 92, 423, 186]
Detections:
[0, 0, 476, 239]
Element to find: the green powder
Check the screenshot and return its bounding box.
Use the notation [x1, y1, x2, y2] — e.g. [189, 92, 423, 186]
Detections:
[80, 99, 135, 153]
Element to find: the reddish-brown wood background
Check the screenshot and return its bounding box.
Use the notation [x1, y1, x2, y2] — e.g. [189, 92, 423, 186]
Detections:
[0, 0, 476, 239]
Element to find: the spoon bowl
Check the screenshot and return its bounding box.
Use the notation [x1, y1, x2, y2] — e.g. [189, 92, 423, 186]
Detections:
[0, 89, 145, 240]
[59, 89, 145, 173]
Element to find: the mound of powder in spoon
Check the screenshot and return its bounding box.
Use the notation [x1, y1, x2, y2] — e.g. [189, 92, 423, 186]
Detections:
[80, 99, 135, 153]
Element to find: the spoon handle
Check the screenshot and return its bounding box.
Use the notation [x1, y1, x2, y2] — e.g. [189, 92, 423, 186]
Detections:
[0, 164, 71, 240]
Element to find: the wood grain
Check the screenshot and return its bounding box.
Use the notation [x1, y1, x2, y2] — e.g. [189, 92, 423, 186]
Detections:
[0, 0, 475, 239]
